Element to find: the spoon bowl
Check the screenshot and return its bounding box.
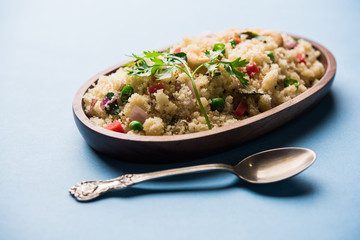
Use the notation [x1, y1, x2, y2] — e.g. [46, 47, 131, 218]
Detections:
[70, 147, 316, 201]
[235, 147, 316, 183]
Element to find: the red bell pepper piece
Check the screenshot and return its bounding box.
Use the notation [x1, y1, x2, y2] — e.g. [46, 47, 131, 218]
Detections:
[229, 36, 241, 44]
[148, 83, 164, 94]
[296, 53, 306, 64]
[105, 121, 125, 133]
[246, 63, 259, 77]
[174, 47, 181, 53]
[234, 102, 248, 117]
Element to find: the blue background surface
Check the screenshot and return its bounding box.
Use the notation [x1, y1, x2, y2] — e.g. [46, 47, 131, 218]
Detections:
[1, 0, 359, 239]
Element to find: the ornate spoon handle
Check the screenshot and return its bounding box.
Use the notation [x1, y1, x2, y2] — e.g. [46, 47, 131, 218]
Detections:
[69, 163, 235, 201]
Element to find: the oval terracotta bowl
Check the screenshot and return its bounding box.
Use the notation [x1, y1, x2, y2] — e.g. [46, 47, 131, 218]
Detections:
[73, 34, 336, 163]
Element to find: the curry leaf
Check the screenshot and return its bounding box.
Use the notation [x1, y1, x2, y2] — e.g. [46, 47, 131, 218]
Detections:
[241, 31, 259, 39]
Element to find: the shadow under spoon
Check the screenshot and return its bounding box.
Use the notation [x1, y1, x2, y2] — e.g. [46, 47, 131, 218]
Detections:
[69, 147, 316, 201]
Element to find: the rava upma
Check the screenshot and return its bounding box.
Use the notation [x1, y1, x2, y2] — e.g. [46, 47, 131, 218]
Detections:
[83, 28, 324, 136]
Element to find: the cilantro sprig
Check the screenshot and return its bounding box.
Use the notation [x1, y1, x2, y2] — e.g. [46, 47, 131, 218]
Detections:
[203, 45, 249, 86]
[123, 46, 249, 130]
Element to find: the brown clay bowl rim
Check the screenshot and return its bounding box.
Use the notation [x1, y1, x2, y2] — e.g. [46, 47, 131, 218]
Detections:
[73, 34, 336, 143]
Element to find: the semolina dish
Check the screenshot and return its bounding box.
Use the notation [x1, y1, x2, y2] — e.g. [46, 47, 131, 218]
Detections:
[83, 28, 324, 136]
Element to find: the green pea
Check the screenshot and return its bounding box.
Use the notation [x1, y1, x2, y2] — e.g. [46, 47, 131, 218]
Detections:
[120, 85, 134, 102]
[210, 98, 225, 112]
[129, 120, 143, 131]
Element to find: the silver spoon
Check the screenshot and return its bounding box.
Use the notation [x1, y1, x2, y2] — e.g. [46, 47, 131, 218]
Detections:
[69, 147, 316, 201]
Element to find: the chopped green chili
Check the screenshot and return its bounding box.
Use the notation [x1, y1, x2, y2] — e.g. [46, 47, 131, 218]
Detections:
[284, 78, 299, 89]
[120, 85, 134, 102]
[213, 43, 226, 54]
[267, 51, 274, 61]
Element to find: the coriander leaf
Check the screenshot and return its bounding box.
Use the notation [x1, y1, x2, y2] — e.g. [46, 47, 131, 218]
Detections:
[123, 54, 144, 68]
[205, 50, 211, 59]
[229, 57, 249, 68]
[124, 53, 143, 61]
[144, 51, 164, 68]
[123, 61, 137, 68]
[156, 66, 177, 80]
[203, 51, 249, 86]
[223, 61, 249, 86]
[127, 60, 152, 77]
[223, 64, 234, 77]
[150, 57, 164, 65]
[150, 65, 162, 75]
[144, 51, 163, 58]
[204, 63, 220, 77]
[168, 52, 188, 64]
[205, 49, 222, 61]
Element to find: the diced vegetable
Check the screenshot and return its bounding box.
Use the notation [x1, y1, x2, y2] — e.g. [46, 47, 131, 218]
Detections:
[174, 47, 181, 53]
[234, 102, 248, 117]
[210, 98, 225, 112]
[246, 63, 259, 77]
[185, 80, 195, 98]
[148, 83, 164, 94]
[284, 77, 299, 89]
[229, 39, 237, 48]
[101, 92, 120, 115]
[100, 97, 109, 109]
[129, 120, 143, 131]
[230, 37, 241, 44]
[120, 85, 134, 102]
[267, 51, 274, 61]
[105, 121, 125, 133]
[285, 41, 297, 50]
[296, 53, 306, 64]
[90, 98, 97, 113]
[129, 105, 148, 124]
[213, 43, 226, 54]
[229, 37, 241, 48]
